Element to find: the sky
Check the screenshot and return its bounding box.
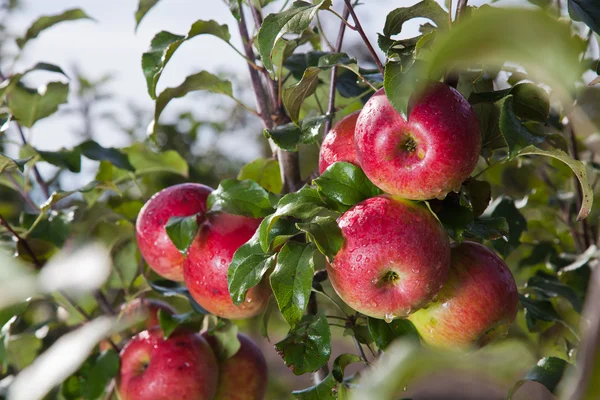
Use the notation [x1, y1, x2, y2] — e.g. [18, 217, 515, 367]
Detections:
[1, 0, 510, 180]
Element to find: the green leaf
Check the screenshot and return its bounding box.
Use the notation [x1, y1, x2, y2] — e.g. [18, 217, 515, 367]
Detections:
[7, 82, 69, 127]
[431, 201, 474, 241]
[37, 148, 81, 173]
[469, 82, 550, 122]
[296, 216, 343, 259]
[76, 140, 134, 171]
[228, 230, 276, 305]
[16, 8, 93, 48]
[158, 309, 180, 339]
[259, 216, 302, 253]
[264, 116, 329, 151]
[283, 67, 321, 124]
[508, 357, 568, 399]
[274, 313, 331, 375]
[461, 179, 492, 217]
[519, 294, 564, 332]
[383, 0, 448, 37]
[208, 179, 274, 218]
[82, 350, 120, 399]
[516, 146, 594, 220]
[208, 319, 241, 360]
[0, 154, 30, 174]
[5, 333, 42, 370]
[142, 21, 231, 98]
[238, 158, 283, 194]
[165, 214, 201, 255]
[498, 95, 545, 158]
[527, 273, 583, 313]
[568, 0, 600, 35]
[293, 353, 361, 399]
[487, 196, 526, 256]
[257, 0, 331, 72]
[385, 8, 584, 116]
[314, 162, 382, 209]
[270, 242, 316, 327]
[465, 217, 509, 241]
[125, 142, 189, 177]
[154, 71, 233, 133]
[367, 317, 420, 351]
[135, 0, 160, 29]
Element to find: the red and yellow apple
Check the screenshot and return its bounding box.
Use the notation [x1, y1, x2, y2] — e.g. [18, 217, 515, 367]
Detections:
[319, 111, 360, 174]
[327, 195, 451, 320]
[184, 213, 269, 319]
[117, 328, 218, 400]
[202, 332, 268, 400]
[409, 241, 519, 349]
[355, 83, 481, 200]
[136, 183, 213, 281]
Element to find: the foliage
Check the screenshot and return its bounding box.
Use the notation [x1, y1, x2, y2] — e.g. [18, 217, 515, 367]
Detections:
[1, 0, 600, 399]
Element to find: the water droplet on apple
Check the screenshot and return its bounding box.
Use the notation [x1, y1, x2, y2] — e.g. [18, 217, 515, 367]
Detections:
[370, 277, 378, 285]
[364, 257, 370, 263]
[356, 254, 363, 262]
[411, 266, 420, 274]
[436, 192, 447, 200]
[403, 385, 408, 392]
[246, 297, 253, 303]
[384, 313, 395, 323]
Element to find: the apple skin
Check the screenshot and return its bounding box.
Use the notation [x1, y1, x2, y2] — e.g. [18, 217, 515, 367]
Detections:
[202, 333, 268, 400]
[318, 111, 360, 174]
[117, 328, 218, 400]
[327, 195, 451, 320]
[184, 213, 269, 319]
[355, 83, 481, 200]
[408, 241, 519, 349]
[120, 298, 177, 330]
[136, 183, 213, 281]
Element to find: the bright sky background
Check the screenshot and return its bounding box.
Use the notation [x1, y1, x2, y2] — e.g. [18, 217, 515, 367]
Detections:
[2, 0, 519, 184]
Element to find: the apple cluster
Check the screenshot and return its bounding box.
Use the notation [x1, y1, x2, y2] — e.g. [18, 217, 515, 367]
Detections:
[114, 299, 268, 400]
[320, 83, 519, 349]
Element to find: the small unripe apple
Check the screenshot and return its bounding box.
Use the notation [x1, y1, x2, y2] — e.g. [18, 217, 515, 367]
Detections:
[136, 183, 213, 281]
[184, 213, 269, 319]
[327, 195, 451, 320]
[409, 241, 519, 349]
[117, 328, 218, 400]
[355, 83, 481, 200]
[319, 111, 360, 174]
[202, 332, 268, 400]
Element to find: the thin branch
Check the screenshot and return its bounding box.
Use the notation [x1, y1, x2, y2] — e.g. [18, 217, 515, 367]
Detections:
[343, 0, 384, 75]
[352, 335, 370, 367]
[94, 291, 116, 316]
[448, 0, 453, 27]
[456, 0, 469, 20]
[15, 124, 51, 199]
[6, 173, 40, 211]
[0, 213, 40, 267]
[326, 8, 357, 31]
[323, 5, 351, 137]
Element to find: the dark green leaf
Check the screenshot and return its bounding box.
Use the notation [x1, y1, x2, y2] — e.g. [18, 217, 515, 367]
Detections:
[135, 0, 160, 29]
[76, 140, 134, 171]
[498, 95, 545, 158]
[283, 67, 321, 124]
[37, 148, 81, 173]
[527, 273, 583, 313]
[488, 196, 526, 256]
[5, 333, 42, 370]
[508, 357, 568, 399]
[0, 154, 30, 174]
[259, 216, 302, 253]
[270, 242, 316, 327]
[383, 0, 448, 37]
[142, 21, 231, 98]
[208, 179, 274, 218]
[314, 162, 382, 209]
[7, 82, 69, 127]
[165, 214, 201, 255]
[296, 216, 343, 259]
[228, 230, 276, 305]
[292, 353, 361, 399]
[154, 71, 233, 133]
[158, 309, 180, 339]
[470, 82, 550, 122]
[519, 294, 564, 332]
[257, 0, 331, 72]
[516, 146, 593, 220]
[275, 313, 331, 375]
[82, 350, 120, 399]
[264, 116, 329, 151]
[238, 158, 283, 194]
[465, 217, 509, 241]
[433, 202, 474, 241]
[568, 0, 600, 35]
[462, 179, 492, 217]
[17, 8, 93, 48]
[367, 317, 420, 351]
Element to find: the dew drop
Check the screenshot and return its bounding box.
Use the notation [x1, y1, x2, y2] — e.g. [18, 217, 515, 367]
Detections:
[436, 191, 447, 200]
[384, 313, 395, 323]
[403, 385, 408, 392]
[356, 255, 363, 262]
[370, 277, 378, 285]
[411, 266, 421, 274]
[246, 297, 253, 303]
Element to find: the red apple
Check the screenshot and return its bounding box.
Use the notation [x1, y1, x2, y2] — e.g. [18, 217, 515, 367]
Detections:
[408, 241, 519, 349]
[319, 111, 360, 174]
[184, 213, 269, 319]
[355, 83, 481, 200]
[202, 332, 268, 400]
[136, 183, 213, 281]
[327, 195, 451, 320]
[117, 328, 218, 400]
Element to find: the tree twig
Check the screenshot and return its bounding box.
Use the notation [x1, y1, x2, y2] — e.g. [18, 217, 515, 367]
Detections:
[456, 0, 469, 20]
[323, 5, 351, 137]
[343, 0, 384, 75]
